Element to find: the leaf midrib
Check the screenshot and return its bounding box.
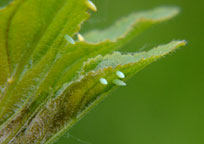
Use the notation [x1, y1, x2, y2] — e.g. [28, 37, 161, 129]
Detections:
[5, 0, 26, 80]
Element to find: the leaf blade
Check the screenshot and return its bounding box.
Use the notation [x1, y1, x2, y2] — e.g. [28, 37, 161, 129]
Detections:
[0, 0, 89, 128]
[0, 3, 186, 144]
[8, 41, 185, 144]
[84, 7, 179, 43]
[0, 6, 179, 126]
[0, 0, 24, 93]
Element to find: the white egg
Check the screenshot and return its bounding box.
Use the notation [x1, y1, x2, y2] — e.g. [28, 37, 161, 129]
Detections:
[65, 34, 75, 44]
[116, 71, 125, 79]
[113, 79, 126, 86]
[100, 78, 108, 85]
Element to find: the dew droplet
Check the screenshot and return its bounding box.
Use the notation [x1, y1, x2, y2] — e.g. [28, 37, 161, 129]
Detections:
[85, 0, 97, 12]
[113, 79, 126, 86]
[116, 71, 125, 79]
[100, 78, 108, 85]
[65, 34, 75, 44]
[77, 33, 85, 41]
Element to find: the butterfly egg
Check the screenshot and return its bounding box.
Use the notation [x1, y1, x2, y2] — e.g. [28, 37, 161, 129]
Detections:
[85, 0, 97, 12]
[100, 78, 108, 85]
[77, 33, 85, 42]
[116, 71, 125, 79]
[65, 34, 75, 44]
[113, 79, 126, 86]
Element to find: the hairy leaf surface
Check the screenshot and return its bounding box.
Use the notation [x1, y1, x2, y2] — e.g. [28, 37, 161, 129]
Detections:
[0, 0, 185, 143]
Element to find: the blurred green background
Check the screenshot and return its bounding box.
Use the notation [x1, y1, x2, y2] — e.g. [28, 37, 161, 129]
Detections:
[1, 0, 203, 144]
[58, 0, 203, 144]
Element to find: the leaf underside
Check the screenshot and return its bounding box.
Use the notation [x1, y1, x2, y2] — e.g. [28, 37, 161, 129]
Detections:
[0, 0, 186, 143]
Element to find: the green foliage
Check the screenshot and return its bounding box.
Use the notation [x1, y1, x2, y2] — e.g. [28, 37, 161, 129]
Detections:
[0, 0, 185, 143]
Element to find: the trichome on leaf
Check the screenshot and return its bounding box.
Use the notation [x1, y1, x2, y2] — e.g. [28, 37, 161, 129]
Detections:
[0, 0, 186, 143]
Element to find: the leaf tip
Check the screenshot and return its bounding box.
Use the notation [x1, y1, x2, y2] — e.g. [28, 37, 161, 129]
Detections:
[151, 6, 181, 22]
[85, 0, 97, 12]
[174, 40, 187, 48]
[77, 33, 85, 42]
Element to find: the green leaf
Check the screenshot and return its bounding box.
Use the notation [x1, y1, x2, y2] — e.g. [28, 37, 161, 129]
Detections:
[84, 7, 179, 43]
[0, 5, 178, 126]
[52, 7, 180, 89]
[5, 41, 185, 144]
[0, 0, 186, 143]
[0, 0, 21, 93]
[0, 0, 89, 124]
